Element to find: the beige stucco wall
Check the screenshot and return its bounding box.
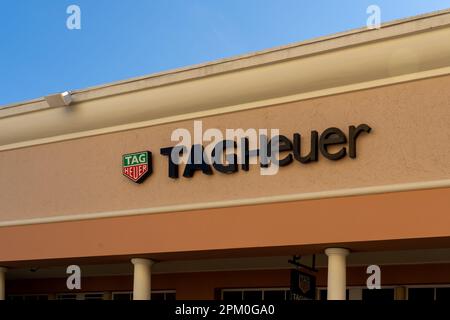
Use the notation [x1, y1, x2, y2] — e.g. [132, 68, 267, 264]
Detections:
[0, 75, 449, 222]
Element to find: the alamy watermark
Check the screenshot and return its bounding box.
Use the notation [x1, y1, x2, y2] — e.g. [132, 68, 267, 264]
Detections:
[66, 5, 81, 30]
[367, 5, 381, 29]
[169, 121, 281, 176]
[66, 265, 81, 290]
[366, 264, 381, 289]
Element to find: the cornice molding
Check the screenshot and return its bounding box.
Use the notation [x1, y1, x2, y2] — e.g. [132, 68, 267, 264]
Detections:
[1, 10, 450, 150]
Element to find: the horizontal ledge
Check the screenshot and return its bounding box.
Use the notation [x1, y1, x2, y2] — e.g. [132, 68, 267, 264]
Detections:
[0, 179, 449, 228]
[1, 66, 450, 153]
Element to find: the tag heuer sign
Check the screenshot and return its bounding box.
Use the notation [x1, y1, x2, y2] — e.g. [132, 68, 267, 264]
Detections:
[290, 269, 316, 300]
[122, 151, 152, 183]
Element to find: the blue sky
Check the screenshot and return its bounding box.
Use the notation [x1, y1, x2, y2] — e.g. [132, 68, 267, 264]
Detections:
[0, 0, 449, 106]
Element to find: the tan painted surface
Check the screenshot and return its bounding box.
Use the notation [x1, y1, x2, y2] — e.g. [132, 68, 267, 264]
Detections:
[0, 188, 449, 263]
[0, 76, 449, 222]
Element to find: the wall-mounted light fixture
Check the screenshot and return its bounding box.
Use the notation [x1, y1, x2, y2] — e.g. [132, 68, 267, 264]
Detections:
[44, 91, 73, 107]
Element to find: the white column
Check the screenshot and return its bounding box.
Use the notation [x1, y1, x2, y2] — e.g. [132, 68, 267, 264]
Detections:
[131, 258, 154, 300]
[0, 267, 7, 300]
[325, 248, 349, 300]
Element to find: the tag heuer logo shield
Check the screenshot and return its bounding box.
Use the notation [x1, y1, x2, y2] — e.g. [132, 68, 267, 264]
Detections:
[299, 274, 311, 294]
[122, 151, 152, 183]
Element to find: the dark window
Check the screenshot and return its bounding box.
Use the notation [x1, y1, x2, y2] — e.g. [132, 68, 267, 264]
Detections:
[165, 292, 176, 300]
[151, 293, 165, 301]
[84, 293, 104, 300]
[8, 295, 48, 301]
[408, 288, 434, 301]
[243, 290, 262, 301]
[362, 288, 394, 301]
[222, 291, 242, 301]
[264, 290, 285, 301]
[113, 292, 174, 300]
[436, 288, 450, 301]
[25, 295, 48, 301]
[57, 294, 77, 300]
[113, 293, 132, 300]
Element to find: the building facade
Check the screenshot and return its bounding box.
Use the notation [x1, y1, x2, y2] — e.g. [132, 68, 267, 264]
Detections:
[0, 10, 450, 301]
